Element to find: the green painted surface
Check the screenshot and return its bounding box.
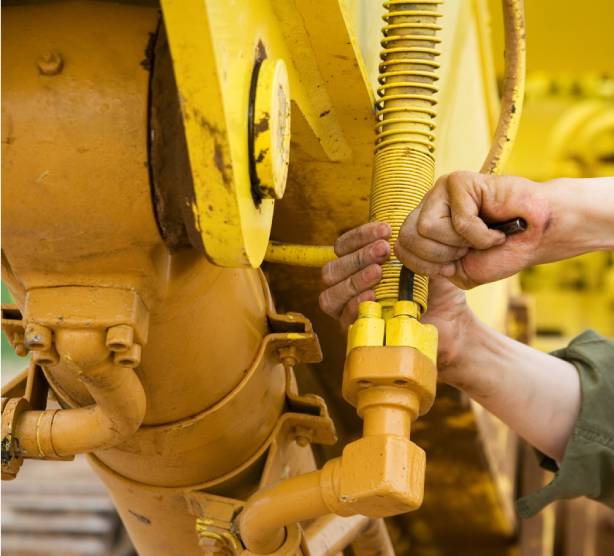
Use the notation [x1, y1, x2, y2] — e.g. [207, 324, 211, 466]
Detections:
[2, 282, 26, 383]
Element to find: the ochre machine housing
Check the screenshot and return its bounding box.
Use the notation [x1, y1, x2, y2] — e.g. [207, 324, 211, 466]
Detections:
[1, 1, 532, 555]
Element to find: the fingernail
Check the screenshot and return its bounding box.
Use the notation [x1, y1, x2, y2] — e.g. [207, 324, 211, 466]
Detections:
[371, 242, 389, 258]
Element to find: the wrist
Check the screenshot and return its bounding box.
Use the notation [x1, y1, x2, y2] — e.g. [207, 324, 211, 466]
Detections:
[536, 178, 614, 263]
[437, 310, 481, 385]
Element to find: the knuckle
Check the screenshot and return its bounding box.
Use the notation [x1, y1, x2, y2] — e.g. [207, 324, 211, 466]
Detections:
[447, 170, 470, 186]
[333, 236, 344, 257]
[347, 274, 360, 295]
[318, 291, 333, 314]
[321, 263, 334, 286]
[452, 214, 471, 235]
[416, 216, 435, 237]
[354, 247, 365, 270]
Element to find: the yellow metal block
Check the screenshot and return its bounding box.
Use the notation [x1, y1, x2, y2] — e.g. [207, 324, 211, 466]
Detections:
[342, 346, 437, 417]
[385, 316, 438, 365]
[160, 0, 375, 267]
[323, 435, 426, 517]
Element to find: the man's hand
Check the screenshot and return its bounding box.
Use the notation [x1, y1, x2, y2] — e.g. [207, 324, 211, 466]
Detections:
[320, 222, 391, 330]
[320, 222, 472, 372]
[396, 171, 551, 288]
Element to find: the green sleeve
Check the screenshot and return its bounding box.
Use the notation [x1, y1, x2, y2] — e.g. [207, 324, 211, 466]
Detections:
[515, 330, 614, 518]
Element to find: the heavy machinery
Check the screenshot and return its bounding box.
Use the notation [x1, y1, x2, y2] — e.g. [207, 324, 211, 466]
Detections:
[1, 1, 612, 555]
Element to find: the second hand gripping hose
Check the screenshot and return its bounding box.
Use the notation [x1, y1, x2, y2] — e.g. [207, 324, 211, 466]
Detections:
[371, 0, 442, 316]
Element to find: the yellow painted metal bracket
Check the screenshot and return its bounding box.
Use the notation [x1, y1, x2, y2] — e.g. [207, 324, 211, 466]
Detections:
[160, 0, 375, 268]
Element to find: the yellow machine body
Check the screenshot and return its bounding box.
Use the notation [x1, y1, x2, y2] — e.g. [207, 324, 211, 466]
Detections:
[2, 1, 612, 555]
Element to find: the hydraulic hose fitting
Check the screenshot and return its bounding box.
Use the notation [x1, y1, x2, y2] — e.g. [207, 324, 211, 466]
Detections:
[371, 0, 442, 316]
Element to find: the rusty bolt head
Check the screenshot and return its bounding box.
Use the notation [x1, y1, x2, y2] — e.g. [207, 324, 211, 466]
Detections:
[37, 51, 63, 76]
[24, 323, 52, 352]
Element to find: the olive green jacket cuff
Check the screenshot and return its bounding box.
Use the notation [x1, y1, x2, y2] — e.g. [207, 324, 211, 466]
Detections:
[516, 330, 614, 518]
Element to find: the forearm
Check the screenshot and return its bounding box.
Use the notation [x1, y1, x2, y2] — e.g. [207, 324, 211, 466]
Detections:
[536, 177, 614, 264]
[441, 315, 581, 461]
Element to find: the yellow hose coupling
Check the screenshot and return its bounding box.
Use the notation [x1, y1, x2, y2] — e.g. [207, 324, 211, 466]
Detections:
[326, 342, 437, 517]
[386, 301, 438, 364]
[348, 300, 438, 365]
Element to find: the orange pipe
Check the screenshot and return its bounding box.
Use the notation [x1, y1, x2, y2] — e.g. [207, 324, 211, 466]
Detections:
[14, 329, 145, 458]
[239, 470, 330, 554]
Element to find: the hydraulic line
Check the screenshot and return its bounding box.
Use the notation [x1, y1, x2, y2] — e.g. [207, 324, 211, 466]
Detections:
[481, 0, 526, 174]
[371, 0, 442, 314]
[264, 242, 335, 267]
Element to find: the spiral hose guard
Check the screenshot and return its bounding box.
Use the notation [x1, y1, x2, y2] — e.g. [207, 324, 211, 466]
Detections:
[370, 1, 442, 314]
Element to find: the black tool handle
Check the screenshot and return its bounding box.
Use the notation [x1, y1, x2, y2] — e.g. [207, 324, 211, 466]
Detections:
[487, 217, 527, 236]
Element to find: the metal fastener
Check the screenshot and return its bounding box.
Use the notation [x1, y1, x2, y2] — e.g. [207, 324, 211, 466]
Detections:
[37, 51, 64, 76]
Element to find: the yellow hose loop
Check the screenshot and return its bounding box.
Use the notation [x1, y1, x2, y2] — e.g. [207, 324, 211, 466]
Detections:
[371, 148, 434, 311]
[371, 1, 442, 312]
[481, 0, 526, 174]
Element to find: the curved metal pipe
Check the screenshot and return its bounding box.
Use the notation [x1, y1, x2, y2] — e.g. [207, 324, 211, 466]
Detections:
[264, 242, 335, 267]
[480, 0, 526, 174]
[239, 470, 330, 554]
[13, 329, 146, 458]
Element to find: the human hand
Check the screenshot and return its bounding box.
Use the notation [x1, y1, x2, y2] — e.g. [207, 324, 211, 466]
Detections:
[319, 222, 473, 374]
[395, 171, 551, 288]
[319, 222, 391, 330]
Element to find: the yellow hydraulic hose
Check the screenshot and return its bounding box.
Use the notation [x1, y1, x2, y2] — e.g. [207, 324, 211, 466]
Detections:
[371, 0, 442, 315]
[264, 241, 335, 267]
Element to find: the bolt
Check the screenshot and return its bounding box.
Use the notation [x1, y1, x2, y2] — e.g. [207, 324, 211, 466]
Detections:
[278, 346, 298, 368]
[37, 51, 63, 76]
[114, 343, 142, 368]
[24, 324, 52, 352]
[294, 425, 312, 447]
[106, 324, 134, 353]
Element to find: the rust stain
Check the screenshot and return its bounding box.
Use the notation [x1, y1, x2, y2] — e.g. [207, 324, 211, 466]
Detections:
[254, 112, 270, 135]
[213, 142, 232, 190]
[128, 509, 152, 526]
